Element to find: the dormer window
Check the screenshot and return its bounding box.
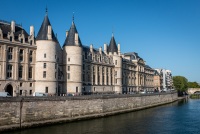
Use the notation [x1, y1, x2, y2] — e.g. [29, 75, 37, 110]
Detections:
[21, 39, 23, 43]
[10, 37, 12, 42]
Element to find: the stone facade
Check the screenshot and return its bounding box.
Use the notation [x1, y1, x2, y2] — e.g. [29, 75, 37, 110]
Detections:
[0, 92, 177, 131]
[0, 12, 157, 96]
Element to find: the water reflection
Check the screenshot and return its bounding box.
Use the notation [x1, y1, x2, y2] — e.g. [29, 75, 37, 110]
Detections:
[3, 99, 200, 134]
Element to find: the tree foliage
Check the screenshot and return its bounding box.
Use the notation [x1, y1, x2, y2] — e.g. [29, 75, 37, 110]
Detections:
[188, 82, 200, 88]
[173, 76, 188, 91]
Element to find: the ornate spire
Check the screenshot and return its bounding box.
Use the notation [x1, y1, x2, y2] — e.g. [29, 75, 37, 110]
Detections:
[46, 6, 48, 15]
[72, 12, 74, 23]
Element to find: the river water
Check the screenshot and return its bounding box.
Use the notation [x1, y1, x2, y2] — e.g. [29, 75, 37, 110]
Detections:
[3, 99, 200, 134]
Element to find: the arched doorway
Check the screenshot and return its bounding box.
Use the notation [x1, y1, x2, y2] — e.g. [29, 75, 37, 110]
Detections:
[5, 84, 13, 96]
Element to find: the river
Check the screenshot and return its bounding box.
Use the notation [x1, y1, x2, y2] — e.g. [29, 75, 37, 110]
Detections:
[3, 99, 200, 134]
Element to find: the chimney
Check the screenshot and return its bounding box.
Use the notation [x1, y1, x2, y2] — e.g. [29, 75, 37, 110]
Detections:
[118, 43, 120, 55]
[104, 43, 107, 54]
[47, 25, 52, 40]
[66, 30, 68, 37]
[30, 26, 34, 36]
[90, 44, 93, 53]
[75, 33, 79, 45]
[11, 21, 15, 32]
[99, 47, 102, 54]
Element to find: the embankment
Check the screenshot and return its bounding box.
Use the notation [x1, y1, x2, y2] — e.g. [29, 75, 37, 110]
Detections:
[0, 92, 177, 132]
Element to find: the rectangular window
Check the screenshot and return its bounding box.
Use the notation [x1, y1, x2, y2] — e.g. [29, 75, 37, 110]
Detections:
[7, 64, 12, 78]
[29, 67, 32, 79]
[29, 50, 33, 62]
[8, 47, 13, 60]
[55, 72, 57, 78]
[19, 49, 23, 61]
[85, 52, 87, 59]
[83, 74, 85, 81]
[115, 71, 117, 76]
[43, 71, 46, 78]
[68, 66, 70, 71]
[29, 90, 32, 95]
[55, 63, 57, 69]
[67, 73, 70, 79]
[83, 64, 85, 70]
[20, 83, 23, 87]
[76, 87, 78, 93]
[0, 46, 1, 60]
[30, 83, 32, 87]
[115, 60, 117, 65]
[44, 53, 46, 58]
[93, 75, 95, 85]
[45, 87, 48, 93]
[44, 63, 46, 68]
[19, 66, 23, 78]
[20, 90, 22, 95]
[68, 58, 70, 62]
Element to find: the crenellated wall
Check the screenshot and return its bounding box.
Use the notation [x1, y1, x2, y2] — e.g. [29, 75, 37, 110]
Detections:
[0, 92, 177, 132]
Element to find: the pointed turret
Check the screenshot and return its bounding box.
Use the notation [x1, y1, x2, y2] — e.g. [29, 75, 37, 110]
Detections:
[107, 34, 118, 54]
[63, 19, 82, 47]
[36, 10, 58, 42]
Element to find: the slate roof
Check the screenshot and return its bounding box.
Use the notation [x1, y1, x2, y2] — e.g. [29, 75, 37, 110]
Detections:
[63, 21, 82, 47]
[36, 14, 58, 42]
[82, 45, 106, 55]
[124, 52, 143, 60]
[107, 35, 118, 54]
[0, 21, 29, 42]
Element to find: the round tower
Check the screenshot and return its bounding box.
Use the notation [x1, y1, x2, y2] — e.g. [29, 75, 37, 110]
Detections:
[35, 11, 59, 95]
[63, 20, 82, 95]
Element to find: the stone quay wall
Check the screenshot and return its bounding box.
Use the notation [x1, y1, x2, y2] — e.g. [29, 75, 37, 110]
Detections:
[0, 92, 177, 132]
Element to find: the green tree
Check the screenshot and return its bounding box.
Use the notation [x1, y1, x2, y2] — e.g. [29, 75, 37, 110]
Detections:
[173, 76, 188, 92]
[188, 82, 200, 88]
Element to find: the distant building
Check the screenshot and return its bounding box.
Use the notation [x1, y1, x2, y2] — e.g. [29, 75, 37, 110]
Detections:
[0, 11, 156, 96]
[154, 70, 161, 91]
[154, 69, 173, 91]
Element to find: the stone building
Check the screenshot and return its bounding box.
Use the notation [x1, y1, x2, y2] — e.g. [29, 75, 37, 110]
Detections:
[0, 11, 155, 96]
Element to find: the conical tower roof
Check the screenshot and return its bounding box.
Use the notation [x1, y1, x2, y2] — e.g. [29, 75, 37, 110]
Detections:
[36, 11, 58, 42]
[63, 21, 82, 47]
[107, 35, 118, 54]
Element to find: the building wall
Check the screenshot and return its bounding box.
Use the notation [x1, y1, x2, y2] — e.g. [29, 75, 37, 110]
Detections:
[0, 92, 177, 131]
[0, 27, 36, 96]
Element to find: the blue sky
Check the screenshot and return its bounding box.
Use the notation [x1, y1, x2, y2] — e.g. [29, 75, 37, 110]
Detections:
[1, 0, 200, 83]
